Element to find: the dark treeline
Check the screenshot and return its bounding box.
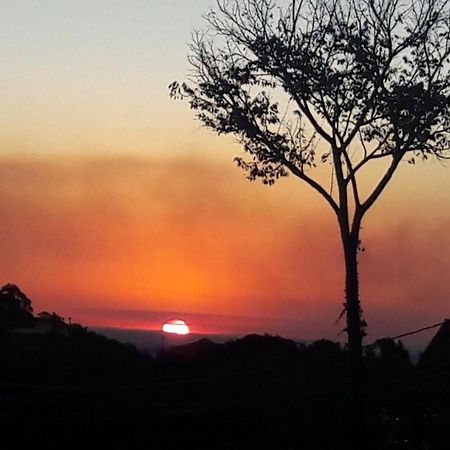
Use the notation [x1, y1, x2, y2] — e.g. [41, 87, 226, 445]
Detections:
[1, 284, 449, 450]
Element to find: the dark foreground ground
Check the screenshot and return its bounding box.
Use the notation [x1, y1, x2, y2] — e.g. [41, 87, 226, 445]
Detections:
[0, 326, 449, 450]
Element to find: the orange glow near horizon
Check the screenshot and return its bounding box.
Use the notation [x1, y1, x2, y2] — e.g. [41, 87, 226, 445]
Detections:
[0, 153, 448, 342]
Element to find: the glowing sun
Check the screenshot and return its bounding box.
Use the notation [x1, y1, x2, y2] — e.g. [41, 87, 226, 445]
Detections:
[162, 319, 190, 335]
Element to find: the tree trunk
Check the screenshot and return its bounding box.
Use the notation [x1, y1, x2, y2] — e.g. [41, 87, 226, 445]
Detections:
[342, 231, 366, 448]
[344, 235, 363, 385]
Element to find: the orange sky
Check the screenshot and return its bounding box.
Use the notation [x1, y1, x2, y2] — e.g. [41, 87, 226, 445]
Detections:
[0, 152, 448, 343]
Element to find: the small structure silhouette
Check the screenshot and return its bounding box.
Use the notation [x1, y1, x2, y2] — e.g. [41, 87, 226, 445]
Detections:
[419, 319, 450, 370]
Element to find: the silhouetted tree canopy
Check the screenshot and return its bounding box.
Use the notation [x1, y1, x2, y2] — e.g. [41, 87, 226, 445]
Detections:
[38, 311, 66, 324]
[172, 0, 450, 179]
[0, 283, 34, 329]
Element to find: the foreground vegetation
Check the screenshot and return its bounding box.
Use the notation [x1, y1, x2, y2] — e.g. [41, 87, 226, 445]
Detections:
[1, 284, 448, 449]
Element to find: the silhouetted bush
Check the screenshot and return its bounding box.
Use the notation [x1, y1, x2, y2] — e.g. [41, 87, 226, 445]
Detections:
[1, 285, 449, 450]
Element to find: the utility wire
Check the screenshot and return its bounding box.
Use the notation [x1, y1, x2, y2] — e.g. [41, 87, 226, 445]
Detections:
[366, 320, 446, 347]
[390, 321, 445, 340]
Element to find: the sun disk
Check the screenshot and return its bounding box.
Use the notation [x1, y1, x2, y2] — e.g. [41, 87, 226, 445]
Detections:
[162, 319, 190, 335]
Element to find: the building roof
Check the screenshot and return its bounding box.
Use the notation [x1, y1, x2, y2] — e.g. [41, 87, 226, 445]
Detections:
[418, 319, 450, 369]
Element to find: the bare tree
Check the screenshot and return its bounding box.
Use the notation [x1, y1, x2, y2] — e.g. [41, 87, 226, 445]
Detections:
[170, 0, 450, 391]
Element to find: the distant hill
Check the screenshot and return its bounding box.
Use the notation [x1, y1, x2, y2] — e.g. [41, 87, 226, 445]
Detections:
[92, 326, 244, 355]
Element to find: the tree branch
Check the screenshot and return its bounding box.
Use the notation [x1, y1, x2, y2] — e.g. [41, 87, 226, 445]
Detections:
[361, 153, 403, 215]
[282, 157, 340, 216]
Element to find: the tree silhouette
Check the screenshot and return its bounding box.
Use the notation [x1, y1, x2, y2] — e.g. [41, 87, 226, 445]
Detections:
[171, 0, 450, 388]
[0, 283, 34, 329]
[38, 311, 65, 323]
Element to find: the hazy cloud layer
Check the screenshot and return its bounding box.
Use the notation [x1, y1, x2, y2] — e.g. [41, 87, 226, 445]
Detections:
[0, 155, 448, 342]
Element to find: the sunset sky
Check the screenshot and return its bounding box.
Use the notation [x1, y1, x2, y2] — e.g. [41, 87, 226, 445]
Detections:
[1, 0, 449, 344]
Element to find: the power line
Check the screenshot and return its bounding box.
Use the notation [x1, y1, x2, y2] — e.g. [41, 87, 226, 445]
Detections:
[390, 321, 445, 340]
[366, 320, 446, 347]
